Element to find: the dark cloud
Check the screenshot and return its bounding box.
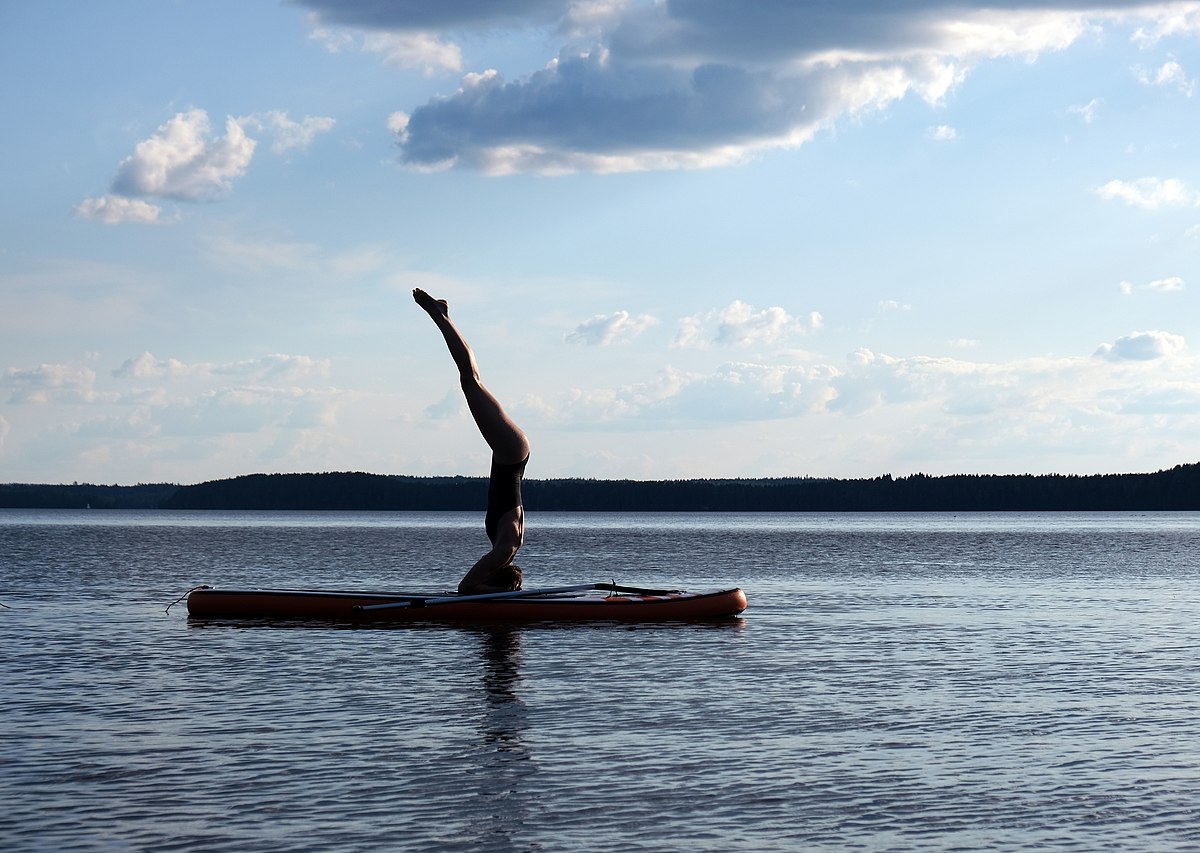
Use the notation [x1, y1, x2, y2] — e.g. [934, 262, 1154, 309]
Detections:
[291, 0, 567, 30]
[301, 0, 1200, 173]
[399, 54, 823, 170]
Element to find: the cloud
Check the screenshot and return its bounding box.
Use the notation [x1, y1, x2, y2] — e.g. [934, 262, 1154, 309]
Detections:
[1096, 176, 1198, 209]
[295, 0, 565, 31]
[361, 31, 463, 74]
[238, 110, 336, 154]
[1094, 330, 1186, 361]
[524, 361, 835, 426]
[213, 354, 332, 382]
[153, 385, 341, 436]
[4, 362, 102, 404]
[660, 362, 828, 422]
[1068, 97, 1102, 122]
[424, 389, 465, 420]
[519, 328, 1200, 451]
[1134, 58, 1196, 95]
[112, 353, 193, 380]
[674, 301, 822, 349]
[1119, 276, 1186, 295]
[78, 108, 331, 223]
[299, 0, 1200, 174]
[112, 352, 331, 383]
[1144, 276, 1186, 292]
[565, 310, 659, 346]
[73, 195, 166, 225]
[928, 124, 957, 141]
[303, 4, 471, 73]
[111, 109, 256, 201]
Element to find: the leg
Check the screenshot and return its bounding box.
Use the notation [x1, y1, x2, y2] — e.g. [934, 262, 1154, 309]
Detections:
[414, 289, 530, 464]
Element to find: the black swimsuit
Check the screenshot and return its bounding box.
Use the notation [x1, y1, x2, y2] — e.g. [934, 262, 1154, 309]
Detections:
[484, 455, 528, 544]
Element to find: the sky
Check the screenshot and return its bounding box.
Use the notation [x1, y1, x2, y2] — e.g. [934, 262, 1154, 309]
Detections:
[2, 0, 1200, 485]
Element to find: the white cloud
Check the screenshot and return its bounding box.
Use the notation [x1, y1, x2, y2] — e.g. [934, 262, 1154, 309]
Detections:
[73, 195, 165, 225]
[153, 385, 341, 436]
[305, 7, 463, 72]
[878, 299, 913, 313]
[928, 124, 957, 141]
[1134, 59, 1196, 95]
[4, 362, 102, 404]
[111, 109, 256, 202]
[1131, 6, 1200, 45]
[300, 1, 1200, 174]
[0, 414, 9, 448]
[214, 354, 331, 382]
[362, 31, 462, 74]
[1120, 276, 1186, 295]
[387, 111, 410, 142]
[112, 353, 193, 380]
[238, 110, 336, 154]
[1068, 97, 1102, 123]
[1096, 177, 1198, 209]
[524, 361, 834, 426]
[1094, 330, 1186, 361]
[112, 352, 330, 384]
[1144, 276, 1186, 292]
[79, 108, 330, 224]
[673, 301, 822, 349]
[565, 310, 659, 346]
[515, 331, 1200, 463]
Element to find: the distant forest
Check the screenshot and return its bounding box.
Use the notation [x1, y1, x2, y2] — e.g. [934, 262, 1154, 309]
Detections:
[3, 463, 1200, 511]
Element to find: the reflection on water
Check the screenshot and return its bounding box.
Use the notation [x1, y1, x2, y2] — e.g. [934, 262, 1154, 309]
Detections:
[464, 629, 536, 852]
[3, 510, 1200, 852]
[480, 629, 528, 747]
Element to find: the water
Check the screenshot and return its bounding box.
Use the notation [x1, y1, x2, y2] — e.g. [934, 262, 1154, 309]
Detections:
[2, 510, 1198, 851]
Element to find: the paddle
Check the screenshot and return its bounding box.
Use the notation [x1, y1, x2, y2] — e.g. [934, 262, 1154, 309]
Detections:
[353, 582, 681, 613]
[354, 583, 596, 613]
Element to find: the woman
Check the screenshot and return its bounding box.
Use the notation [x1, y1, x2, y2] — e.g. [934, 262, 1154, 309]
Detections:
[413, 288, 530, 595]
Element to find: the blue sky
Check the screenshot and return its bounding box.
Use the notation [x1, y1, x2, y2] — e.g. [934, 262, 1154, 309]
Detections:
[2, 0, 1199, 484]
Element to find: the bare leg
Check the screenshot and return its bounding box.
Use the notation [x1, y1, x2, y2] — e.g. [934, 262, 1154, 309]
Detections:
[413, 288, 530, 464]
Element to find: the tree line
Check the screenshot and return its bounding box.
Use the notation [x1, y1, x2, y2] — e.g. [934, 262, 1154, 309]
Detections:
[2, 463, 1200, 511]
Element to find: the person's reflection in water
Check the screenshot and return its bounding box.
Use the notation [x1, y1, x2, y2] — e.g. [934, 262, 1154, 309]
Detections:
[462, 628, 538, 850]
[481, 628, 529, 746]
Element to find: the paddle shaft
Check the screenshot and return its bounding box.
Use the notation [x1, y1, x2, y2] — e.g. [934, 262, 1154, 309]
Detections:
[353, 582, 682, 613]
[355, 583, 600, 613]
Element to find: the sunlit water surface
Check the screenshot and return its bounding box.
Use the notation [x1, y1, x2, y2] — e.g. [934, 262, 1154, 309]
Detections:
[2, 510, 1199, 851]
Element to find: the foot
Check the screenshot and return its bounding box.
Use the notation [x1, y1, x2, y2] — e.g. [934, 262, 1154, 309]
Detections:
[413, 288, 449, 319]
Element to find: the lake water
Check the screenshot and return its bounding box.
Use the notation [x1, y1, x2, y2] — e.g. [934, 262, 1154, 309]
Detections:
[2, 509, 1198, 851]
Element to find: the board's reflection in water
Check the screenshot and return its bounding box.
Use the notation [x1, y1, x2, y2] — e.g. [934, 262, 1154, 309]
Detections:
[464, 627, 539, 850]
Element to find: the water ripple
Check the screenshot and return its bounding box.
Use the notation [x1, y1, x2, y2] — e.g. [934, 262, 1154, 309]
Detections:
[3, 511, 1200, 851]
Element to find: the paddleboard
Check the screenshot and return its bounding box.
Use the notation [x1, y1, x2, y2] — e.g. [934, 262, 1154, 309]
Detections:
[185, 583, 747, 623]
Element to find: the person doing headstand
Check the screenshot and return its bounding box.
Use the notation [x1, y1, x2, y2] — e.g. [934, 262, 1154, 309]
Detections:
[414, 288, 530, 595]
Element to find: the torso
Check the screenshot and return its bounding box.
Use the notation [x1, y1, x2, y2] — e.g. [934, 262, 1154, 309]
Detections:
[485, 456, 528, 545]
